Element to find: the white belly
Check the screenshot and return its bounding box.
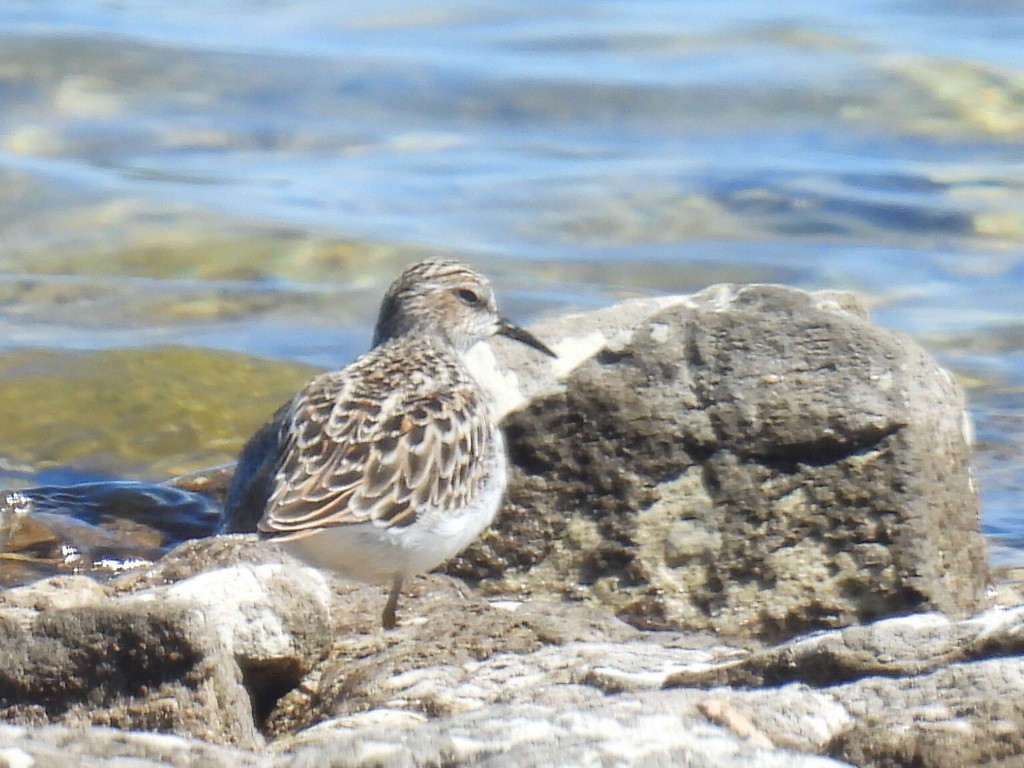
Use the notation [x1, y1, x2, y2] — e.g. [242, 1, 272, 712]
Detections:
[278, 433, 507, 584]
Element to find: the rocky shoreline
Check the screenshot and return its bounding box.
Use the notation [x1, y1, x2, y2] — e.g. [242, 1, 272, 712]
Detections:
[0, 284, 1018, 767]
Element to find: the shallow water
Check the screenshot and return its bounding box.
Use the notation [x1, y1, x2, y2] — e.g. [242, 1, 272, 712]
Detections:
[0, 1, 1022, 568]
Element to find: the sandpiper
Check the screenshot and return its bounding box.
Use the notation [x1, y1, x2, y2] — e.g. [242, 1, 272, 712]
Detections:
[220, 260, 555, 628]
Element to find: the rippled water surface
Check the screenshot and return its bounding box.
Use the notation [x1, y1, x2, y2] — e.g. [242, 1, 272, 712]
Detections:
[0, 1, 1022, 564]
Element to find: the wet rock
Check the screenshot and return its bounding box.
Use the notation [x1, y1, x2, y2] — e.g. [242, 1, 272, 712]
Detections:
[453, 284, 986, 640]
[0, 482, 221, 580]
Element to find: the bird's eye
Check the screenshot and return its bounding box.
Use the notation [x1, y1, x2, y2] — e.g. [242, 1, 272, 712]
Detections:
[456, 288, 482, 306]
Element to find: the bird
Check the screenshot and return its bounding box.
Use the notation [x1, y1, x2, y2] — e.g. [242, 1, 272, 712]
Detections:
[219, 259, 555, 629]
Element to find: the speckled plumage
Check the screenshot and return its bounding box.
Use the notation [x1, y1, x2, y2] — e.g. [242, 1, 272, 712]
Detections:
[220, 260, 555, 629]
[261, 338, 495, 536]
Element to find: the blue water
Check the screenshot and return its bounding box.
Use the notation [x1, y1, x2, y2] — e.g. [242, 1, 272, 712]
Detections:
[0, 1, 1022, 561]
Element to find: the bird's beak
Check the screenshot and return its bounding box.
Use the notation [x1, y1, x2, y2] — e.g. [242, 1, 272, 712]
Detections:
[496, 318, 557, 358]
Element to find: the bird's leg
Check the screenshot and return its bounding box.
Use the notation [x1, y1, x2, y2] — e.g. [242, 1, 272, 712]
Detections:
[382, 575, 403, 630]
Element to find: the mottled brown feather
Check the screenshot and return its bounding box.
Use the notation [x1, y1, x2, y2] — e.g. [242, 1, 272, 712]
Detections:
[257, 335, 495, 536]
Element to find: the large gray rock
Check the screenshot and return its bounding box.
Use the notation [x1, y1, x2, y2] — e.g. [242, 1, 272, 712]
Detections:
[452, 284, 987, 639]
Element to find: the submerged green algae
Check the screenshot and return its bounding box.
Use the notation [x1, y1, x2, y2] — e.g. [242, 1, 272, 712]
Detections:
[0, 346, 317, 479]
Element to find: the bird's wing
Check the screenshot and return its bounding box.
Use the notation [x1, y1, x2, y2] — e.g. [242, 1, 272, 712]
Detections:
[256, 370, 492, 538]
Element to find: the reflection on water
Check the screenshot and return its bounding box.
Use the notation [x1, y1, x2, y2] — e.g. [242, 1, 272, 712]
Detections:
[0, 481, 220, 586]
[0, 1, 1022, 562]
